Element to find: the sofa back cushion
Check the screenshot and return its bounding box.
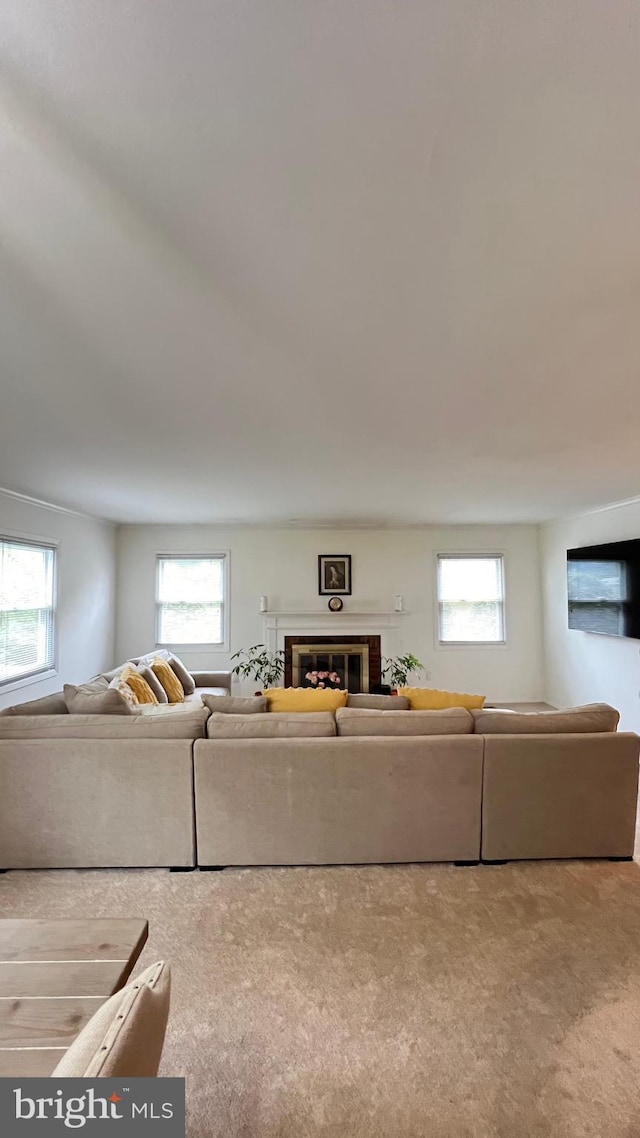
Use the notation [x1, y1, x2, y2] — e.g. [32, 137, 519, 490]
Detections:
[472, 703, 620, 734]
[0, 691, 68, 716]
[207, 711, 336, 738]
[135, 648, 171, 666]
[201, 695, 267, 714]
[64, 679, 135, 715]
[398, 687, 486, 710]
[137, 664, 168, 703]
[336, 707, 473, 736]
[0, 707, 209, 739]
[263, 687, 348, 713]
[167, 654, 196, 696]
[346, 693, 410, 710]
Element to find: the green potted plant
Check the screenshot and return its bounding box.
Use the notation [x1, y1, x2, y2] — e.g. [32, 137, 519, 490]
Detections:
[230, 643, 285, 691]
[380, 653, 425, 691]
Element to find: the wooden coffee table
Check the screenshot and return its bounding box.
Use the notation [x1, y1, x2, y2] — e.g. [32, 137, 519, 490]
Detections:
[0, 918, 148, 1076]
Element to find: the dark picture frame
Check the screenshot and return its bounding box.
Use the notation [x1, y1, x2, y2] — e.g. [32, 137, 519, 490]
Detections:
[318, 554, 352, 596]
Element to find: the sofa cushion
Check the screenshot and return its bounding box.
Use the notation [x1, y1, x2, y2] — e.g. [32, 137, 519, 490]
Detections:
[264, 687, 348, 713]
[52, 961, 170, 1078]
[472, 703, 620, 735]
[151, 658, 184, 703]
[0, 707, 209, 739]
[168, 654, 196, 695]
[207, 711, 336, 738]
[64, 678, 135, 715]
[336, 707, 474, 736]
[136, 648, 171, 665]
[136, 664, 168, 703]
[138, 698, 204, 715]
[100, 665, 130, 682]
[399, 687, 486, 711]
[0, 691, 68, 716]
[346, 693, 410, 711]
[201, 694, 267, 714]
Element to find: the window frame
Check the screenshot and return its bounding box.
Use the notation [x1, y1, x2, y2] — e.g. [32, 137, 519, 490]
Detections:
[435, 552, 507, 649]
[155, 553, 229, 652]
[0, 533, 58, 693]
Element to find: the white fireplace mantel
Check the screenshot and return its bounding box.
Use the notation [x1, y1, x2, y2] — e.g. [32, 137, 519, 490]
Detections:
[262, 610, 406, 656]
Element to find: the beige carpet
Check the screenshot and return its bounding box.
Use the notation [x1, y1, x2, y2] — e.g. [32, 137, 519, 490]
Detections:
[3, 862, 640, 1137]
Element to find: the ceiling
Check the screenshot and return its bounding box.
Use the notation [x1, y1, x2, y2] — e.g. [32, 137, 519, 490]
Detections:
[0, 1, 639, 525]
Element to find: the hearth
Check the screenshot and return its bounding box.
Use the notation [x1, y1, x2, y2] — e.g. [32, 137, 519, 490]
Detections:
[284, 635, 381, 692]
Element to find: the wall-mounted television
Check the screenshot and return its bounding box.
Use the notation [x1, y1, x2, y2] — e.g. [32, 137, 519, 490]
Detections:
[567, 538, 640, 640]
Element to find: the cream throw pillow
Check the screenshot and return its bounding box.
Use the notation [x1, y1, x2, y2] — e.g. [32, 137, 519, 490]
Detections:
[51, 961, 170, 1078]
[64, 679, 135, 715]
[108, 675, 140, 711]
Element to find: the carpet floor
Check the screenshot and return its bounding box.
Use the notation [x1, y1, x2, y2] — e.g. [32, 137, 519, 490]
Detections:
[3, 861, 640, 1137]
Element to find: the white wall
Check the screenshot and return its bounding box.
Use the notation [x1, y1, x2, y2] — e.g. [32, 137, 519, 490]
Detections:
[541, 499, 640, 731]
[0, 490, 116, 709]
[116, 523, 544, 701]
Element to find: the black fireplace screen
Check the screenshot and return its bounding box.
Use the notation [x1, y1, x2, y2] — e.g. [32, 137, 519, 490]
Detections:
[298, 651, 361, 690]
[284, 635, 381, 692]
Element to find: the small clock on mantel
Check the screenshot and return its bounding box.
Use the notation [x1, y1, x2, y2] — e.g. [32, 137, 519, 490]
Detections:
[327, 596, 343, 612]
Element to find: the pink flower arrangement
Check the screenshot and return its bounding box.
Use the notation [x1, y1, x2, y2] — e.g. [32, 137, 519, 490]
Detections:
[304, 670, 343, 689]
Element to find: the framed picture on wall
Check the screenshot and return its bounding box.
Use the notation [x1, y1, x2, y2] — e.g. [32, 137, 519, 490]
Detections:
[318, 554, 352, 596]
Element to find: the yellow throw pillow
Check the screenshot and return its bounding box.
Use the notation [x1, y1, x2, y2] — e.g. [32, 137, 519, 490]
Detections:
[264, 687, 349, 713]
[151, 658, 185, 704]
[398, 686, 485, 711]
[121, 666, 159, 706]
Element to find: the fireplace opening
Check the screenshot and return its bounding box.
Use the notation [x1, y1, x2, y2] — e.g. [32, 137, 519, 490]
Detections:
[284, 635, 381, 692]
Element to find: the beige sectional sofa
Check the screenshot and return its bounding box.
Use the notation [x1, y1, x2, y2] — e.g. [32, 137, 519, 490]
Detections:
[194, 735, 484, 866]
[0, 688, 637, 870]
[192, 703, 639, 867]
[481, 733, 639, 861]
[0, 653, 230, 869]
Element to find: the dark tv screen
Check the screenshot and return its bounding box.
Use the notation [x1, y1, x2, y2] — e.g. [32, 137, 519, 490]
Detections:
[567, 538, 640, 640]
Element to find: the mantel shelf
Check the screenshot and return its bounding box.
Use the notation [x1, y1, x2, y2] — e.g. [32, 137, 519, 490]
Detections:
[261, 610, 408, 617]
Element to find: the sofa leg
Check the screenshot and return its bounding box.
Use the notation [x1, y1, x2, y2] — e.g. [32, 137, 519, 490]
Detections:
[169, 866, 195, 873]
[199, 865, 226, 872]
[0, 869, 7, 874]
[482, 859, 508, 865]
[609, 856, 634, 862]
[454, 860, 479, 867]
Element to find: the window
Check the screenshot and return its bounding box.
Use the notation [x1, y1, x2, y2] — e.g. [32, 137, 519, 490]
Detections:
[156, 556, 227, 646]
[0, 537, 56, 686]
[437, 554, 505, 644]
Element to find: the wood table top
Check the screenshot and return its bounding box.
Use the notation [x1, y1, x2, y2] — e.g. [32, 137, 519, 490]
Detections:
[0, 918, 148, 1077]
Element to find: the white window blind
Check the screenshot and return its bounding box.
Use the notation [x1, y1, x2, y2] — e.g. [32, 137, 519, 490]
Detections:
[156, 556, 226, 645]
[437, 555, 505, 643]
[0, 538, 56, 685]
